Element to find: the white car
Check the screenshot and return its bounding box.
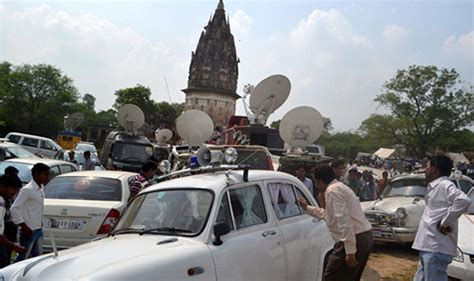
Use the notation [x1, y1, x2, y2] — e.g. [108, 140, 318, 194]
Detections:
[0, 168, 334, 281]
[448, 189, 474, 281]
[0, 158, 78, 183]
[361, 172, 473, 244]
[5, 132, 62, 159]
[0, 139, 39, 161]
[42, 170, 137, 250]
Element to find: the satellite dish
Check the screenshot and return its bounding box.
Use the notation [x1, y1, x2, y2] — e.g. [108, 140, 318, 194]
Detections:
[117, 104, 145, 134]
[155, 129, 173, 144]
[248, 75, 291, 125]
[176, 110, 214, 147]
[279, 106, 324, 152]
[64, 112, 84, 131]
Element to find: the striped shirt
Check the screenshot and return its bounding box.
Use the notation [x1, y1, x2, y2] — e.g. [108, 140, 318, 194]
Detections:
[129, 173, 152, 199]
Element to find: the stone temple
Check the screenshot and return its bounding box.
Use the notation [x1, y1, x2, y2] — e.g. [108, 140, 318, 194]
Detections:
[182, 0, 239, 128]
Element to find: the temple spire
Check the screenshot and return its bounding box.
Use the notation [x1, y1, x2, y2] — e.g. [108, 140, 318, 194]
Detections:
[217, 0, 224, 10]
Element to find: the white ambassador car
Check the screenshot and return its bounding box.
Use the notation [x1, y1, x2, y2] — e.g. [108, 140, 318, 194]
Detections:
[0, 168, 334, 281]
[448, 189, 474, 281]
[361, 172, 473, 244]
[42, 170, 137, 250]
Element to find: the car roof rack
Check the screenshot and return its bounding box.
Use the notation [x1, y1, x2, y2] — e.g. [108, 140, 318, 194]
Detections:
[157, 164, 251, 182]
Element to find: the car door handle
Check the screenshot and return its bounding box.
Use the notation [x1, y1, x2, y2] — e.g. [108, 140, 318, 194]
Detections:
[261, 230, 276, 237]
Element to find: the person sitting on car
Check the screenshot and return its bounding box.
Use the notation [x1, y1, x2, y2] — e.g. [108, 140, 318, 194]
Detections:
[129, 161, 158, 202]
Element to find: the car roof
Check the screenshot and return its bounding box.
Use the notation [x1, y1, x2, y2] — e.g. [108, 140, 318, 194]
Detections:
[6, 132, 53, 141]
[55, 170, 137, 179]
[145, 169, 297, 194]
[391, 172, 473, 182]
[3, 158, 75, 166]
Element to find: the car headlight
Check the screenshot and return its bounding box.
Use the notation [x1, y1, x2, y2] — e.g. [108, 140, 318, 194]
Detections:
[453, 247, 464, 262]
[224, 147, 238, 164]
[396, 208, 407, 219]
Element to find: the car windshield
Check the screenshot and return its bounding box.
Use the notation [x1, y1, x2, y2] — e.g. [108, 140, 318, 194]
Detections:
[75, 143, 97, 153]
[468, 191, 474, 215]
[74, 152, 100, 165]
[0, 162, 33, 183]
[115, 189, 213, 236]
[382, 178, 426, 198]
[113, 142, 153, 162]
[4, 145, 37, 158]
[44, 176, 122, 201]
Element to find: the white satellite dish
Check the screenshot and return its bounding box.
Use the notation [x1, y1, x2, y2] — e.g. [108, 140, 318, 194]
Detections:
[279, 106, 324, 152]
[176, 110, 214, 147]
[64, 112, 84, 131]
[117, 104, 145, 134]
[155, 129, 173, 144]
[248, 75, 291, 125]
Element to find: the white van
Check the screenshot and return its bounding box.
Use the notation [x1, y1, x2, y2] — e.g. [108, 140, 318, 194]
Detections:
[5, 132, 62, 159]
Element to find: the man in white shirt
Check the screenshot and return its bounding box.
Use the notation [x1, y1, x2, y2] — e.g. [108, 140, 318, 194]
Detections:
[82, 151, 95, 171]
[298, 164, 372, 281]
[412, 155, 470, 281]
[11, 163, 50, 262]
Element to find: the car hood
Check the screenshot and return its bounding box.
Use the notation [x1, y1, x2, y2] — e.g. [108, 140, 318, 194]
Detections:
[458, 214, 474, 254]
[361, 197, 425, 213]
[2, 234, 209, 280]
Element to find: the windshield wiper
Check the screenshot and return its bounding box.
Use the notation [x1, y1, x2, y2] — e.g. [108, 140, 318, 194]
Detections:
[110, 227, 144, 236]
[139, 227, 193, 235]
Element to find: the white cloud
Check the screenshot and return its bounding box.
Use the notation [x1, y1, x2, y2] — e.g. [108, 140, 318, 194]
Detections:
[230, 9, 253, 35]
[383, 24, 409, 42]
[0, 4, 187, 110]
[443, 31, 474, 61]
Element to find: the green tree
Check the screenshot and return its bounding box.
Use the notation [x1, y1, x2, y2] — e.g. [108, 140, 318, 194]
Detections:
[155, 102, 183, 129]
[363, 65, 473, 158]
[113, 84, 158, 126]
[0, 62, 79, 136]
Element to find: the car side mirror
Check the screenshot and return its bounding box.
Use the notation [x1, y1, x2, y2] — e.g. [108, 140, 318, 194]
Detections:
[213, 222, 230, 246]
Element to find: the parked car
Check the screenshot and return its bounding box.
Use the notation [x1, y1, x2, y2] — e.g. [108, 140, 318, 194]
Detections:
[74, 141, 98, 155]
[447, 189, 474, 281]
[0, 138, 39, 161]
[5, 132, 62, 158]
[0, 158, 78, 183]
[0, 168, 334, 280]
[42, 170, 137, 250]
[360, 172, 473, 244]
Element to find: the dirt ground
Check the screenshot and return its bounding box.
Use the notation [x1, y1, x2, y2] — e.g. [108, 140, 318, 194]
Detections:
[361, 243, 419, 281]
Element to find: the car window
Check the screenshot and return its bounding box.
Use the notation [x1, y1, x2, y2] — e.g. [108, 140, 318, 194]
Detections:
[229, 185, 267, 229]
[268, 183, 302, 220]
[4, 145, 37, 158]
[216, 192, 235, 232]
[45, 176, 122, 201]
[7, 135, 21, 144]
[50, 166, 61, 178]
[0, 162, 33, 183]
[61, 164, 75, 173]
[22, 137, 39, 148]
[452, 180, 472, 194]
[40, 140, 54, 150]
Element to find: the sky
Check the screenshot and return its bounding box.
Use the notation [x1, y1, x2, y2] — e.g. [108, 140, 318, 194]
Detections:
[0, 0, 472, 131]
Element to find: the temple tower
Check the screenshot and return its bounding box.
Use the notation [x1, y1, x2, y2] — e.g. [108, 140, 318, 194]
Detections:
[183, 0, 239, 128]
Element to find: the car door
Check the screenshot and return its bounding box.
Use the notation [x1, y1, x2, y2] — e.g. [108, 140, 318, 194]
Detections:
[209, 183, 287, 281]
[265, 180, 333, 281]
[21, 137, 40, 155]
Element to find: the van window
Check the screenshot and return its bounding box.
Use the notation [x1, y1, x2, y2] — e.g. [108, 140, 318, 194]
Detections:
[40, 140, 55, 150]
[7, 135, 21, 144]
[22, 137, 39, 148]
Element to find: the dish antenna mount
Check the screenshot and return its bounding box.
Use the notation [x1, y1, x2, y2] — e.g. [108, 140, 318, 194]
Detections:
[176, 110, 214, 147]
[155, 129, 173, 145]
[117, 104, 145, 135]
[242, 75, 291, 125]
[64, 112, 84, 131]
[279, 106, 324, 153]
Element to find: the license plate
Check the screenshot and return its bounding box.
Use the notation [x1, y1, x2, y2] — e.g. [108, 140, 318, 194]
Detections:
[45, 218, 84, 230]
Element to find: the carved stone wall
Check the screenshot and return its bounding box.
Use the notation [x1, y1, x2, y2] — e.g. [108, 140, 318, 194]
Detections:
[185, 92, 236, 128]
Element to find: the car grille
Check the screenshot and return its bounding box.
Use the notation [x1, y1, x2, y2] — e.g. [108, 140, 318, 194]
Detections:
[365, 212, 394, 226]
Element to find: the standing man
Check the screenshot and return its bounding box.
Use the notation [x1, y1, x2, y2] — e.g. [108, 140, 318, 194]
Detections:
[298, 164, 373, 281]
[295, 164, 314, 197]
[346, 168, 363, 195]
[82, 151, 95, 171]
[128, 161, 158, 201]
[67, 151, 78, 165]
[0, 175, 25, 267]
[11, 163, 49, 262]
[412, 155, 470, 281]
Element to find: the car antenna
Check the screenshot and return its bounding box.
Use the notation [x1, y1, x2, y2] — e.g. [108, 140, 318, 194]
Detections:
[50, 232, 59, 257]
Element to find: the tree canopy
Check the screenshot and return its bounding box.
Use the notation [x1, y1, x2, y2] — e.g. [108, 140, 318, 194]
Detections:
[361, 65, 473, 158]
